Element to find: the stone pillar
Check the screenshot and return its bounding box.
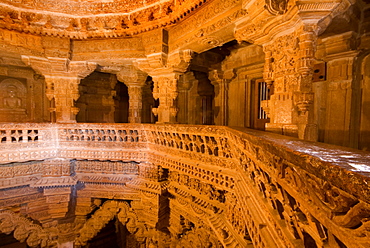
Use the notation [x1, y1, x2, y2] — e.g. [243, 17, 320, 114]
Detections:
[127, 85, 145, 123]
[117, 66, 147, 123]
[295, 26, 318, 141]
[22, 56, 96, 123]
[261, 26, 318, 140]
[136, 50, 194, 124]
[103, 74, 118, 123]
[177, 72, 194, 124]
[152, 73, 181, 124]
[209, 69, 234, 126]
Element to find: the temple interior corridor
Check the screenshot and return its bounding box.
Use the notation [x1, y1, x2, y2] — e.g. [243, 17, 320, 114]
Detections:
[0, 0, 369, 247]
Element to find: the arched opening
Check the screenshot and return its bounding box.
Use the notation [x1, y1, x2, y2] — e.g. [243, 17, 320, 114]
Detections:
[77, 72, 123, 123]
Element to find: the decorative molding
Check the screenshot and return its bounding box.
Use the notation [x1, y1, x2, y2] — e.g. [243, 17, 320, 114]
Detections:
[0, 123, 369, 247]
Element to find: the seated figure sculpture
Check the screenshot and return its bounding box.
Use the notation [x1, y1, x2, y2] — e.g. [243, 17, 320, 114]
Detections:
[3, 85, 22, 109]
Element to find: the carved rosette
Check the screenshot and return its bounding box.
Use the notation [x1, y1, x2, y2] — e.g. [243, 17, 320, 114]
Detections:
[265, 0, 289, 15]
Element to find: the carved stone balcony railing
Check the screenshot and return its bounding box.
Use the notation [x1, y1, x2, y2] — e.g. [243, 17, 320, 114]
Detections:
[0, 123, 369, 248]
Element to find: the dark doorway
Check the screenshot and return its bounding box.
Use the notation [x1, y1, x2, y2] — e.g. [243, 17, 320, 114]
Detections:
[251, 79, 270, 130]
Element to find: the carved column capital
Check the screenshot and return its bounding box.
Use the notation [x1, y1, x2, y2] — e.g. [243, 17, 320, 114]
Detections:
[178, 72, 195, 91]
[117, 66, 148, 87]
[22, 56, 97, 123]
[209, 69, 235, 87]
[235, 0, 354, 45]
[22, 56, 97, 78]
[135, 50, 193, 124]
[135, 50, 194, 76]
[208, 70, 223, 85]
[167, 50, 194, 73]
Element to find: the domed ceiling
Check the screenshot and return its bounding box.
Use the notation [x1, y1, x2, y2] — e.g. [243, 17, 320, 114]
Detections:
[0, 0, 208, 38]
[3, 0, 174, 15]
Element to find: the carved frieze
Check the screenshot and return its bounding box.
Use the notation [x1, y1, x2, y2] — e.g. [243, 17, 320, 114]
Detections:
[0, 122, 369, 247]
[0, 0, 210, 39]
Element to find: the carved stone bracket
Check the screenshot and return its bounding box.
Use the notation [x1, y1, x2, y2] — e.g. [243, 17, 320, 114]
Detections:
[136, 50, 194, 124]
[22, 56, 97, 123]
[0, 210, 55, 247]
[235, 0, 354, 45]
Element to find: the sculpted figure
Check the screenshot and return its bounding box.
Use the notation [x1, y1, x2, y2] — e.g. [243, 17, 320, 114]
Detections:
[4, 86, 22, 109]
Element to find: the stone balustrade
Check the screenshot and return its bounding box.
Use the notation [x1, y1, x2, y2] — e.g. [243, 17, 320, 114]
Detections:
[0, 123, 369, 248]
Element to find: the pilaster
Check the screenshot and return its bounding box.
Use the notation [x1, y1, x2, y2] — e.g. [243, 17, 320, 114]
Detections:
[261, 25, 318, 140]
[321, 32, 359, 147]
[99, 74, 118, 123]
[295, 25, 318, 141]
[22, 56, 97, 123]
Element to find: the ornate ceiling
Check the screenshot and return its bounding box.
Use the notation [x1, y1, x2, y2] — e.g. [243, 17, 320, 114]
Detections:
[3, 0, 164, 14]
[0, 0, 358, 72]
[0, 0, 208, 38]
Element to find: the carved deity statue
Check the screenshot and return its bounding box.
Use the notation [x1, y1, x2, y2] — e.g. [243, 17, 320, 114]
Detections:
[3, 85, 22, 109]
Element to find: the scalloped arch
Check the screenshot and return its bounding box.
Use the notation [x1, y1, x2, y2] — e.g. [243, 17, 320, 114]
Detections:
[0, 210, 51, 247]
[75, 200, 144, 246]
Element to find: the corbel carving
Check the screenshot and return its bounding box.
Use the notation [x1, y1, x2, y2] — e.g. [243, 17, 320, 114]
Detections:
[0, 210, 54, 247]
[136, 50, 194, 124]
[21, 56, 97, 123]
